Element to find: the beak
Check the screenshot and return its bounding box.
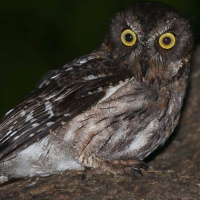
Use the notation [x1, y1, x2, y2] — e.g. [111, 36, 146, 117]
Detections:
[139, 56, 149, 78]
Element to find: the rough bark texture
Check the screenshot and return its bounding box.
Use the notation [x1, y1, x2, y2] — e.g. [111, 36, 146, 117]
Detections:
[0, 47, 200, 199]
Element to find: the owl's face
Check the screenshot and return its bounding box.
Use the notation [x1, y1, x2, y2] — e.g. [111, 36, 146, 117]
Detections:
[104, 2, 193, 81]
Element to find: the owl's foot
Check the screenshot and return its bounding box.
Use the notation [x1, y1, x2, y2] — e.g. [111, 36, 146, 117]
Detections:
[93, 159, 148, 175]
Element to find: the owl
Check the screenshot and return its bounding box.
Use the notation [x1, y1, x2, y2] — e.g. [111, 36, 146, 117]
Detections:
[0, 2, 193, 184]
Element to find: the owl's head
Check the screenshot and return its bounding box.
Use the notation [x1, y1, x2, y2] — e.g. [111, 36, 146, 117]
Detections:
[104, 2, 193, 82]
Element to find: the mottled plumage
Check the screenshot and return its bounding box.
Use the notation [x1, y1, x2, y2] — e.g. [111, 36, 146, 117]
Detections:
[0, 2, 193, 184]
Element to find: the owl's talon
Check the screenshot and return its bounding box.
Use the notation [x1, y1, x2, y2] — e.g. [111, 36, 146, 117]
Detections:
[127, 160, 148, 175]
[93, 159, 148, 175]
[129, 166, 143, 176]
[138, 160, 149, 171]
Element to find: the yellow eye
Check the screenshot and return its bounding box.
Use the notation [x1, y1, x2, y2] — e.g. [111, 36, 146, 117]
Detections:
[159, 33, 176, 49]
[121, 29, 137, 47]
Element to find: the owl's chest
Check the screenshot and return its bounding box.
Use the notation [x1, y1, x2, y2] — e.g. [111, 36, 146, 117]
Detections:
[63, 81, 184, 161]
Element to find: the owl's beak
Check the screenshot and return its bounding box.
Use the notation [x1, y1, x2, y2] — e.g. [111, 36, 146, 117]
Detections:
[139, 58, 148, 78]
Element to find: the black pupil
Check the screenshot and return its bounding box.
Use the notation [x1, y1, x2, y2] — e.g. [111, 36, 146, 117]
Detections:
[125, 33, 133, 42]
[163, 37, 171, 45]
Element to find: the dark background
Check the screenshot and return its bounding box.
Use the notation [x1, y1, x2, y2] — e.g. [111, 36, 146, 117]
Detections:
[0, 0, 199, 118]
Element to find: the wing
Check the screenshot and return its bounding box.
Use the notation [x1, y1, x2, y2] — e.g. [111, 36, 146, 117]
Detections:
[0, 52, 134, 160]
